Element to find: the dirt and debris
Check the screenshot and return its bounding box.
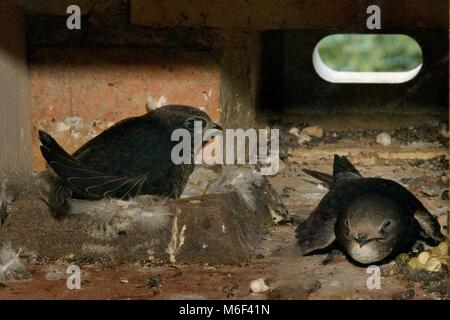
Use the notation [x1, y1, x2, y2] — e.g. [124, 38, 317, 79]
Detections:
[145, 277, 163, 288]
[378, 241, 448, 299]
[222, 283, 239, 298]
[276, 121, 449, 151]
[392, 288, 415, 300]
[0, 119, 447, 300]
[405, 156, 449, 172]
[391, 242, 449, 284]
[401, 176, 447, 197]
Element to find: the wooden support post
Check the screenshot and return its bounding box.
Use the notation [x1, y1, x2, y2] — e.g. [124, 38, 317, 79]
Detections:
[220, 28, 261, 130]
[0, 2, 32, 185]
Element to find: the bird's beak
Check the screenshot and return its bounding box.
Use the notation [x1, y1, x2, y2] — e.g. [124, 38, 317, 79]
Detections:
[356, 234, 370, 248]
[202, 122, 223, 147]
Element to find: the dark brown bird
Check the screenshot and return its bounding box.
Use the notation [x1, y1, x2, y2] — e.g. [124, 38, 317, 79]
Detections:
[296, 155, 445, 265]
[39, 105, 221, 216]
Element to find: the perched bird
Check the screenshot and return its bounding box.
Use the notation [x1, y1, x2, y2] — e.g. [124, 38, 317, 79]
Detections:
[39, 105, 222, 216]
[296, 155, 445, 265]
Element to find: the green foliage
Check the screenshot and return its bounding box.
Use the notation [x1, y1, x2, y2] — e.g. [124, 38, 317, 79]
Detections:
[317, 34, 422, 72]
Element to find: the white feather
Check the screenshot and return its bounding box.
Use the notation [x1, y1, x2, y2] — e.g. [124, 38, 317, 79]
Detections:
[36, 171, 173, 231]
[0, 244, 28, 282]
[66, 195, 173, 232]
[204, 165, 264, 210]
[0, 167, 40, 202]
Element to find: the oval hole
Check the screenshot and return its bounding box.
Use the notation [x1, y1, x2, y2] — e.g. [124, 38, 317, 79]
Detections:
[313, 34, 423, 84]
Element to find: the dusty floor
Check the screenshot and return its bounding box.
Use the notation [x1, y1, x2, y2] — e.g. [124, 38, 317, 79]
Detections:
[0, 117, 448, 300]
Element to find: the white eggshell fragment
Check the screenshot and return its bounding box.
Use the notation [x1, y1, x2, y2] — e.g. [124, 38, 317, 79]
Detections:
[249, 278, 270, 293]
[376, 132, 392, 146]
[417, 252, 430, 265]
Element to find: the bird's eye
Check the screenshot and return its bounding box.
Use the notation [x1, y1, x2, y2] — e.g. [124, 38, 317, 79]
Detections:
[185, 118, 195, 130]
[185, 117, 206, 131]
[380, 219, 393, 233]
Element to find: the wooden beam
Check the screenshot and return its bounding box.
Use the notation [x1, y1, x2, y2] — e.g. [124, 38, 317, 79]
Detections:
[130, 0, 448, 29]
[0, 2, 32, 185]
[220, 29, 260, 129]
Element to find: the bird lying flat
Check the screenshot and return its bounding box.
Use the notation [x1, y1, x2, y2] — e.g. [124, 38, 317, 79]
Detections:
[296, 155, 446, 265]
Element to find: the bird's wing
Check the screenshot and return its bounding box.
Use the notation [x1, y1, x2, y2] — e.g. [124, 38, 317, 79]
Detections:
[71, 116, 139, 159]
[39, 130, 153, 199]
[413, 208, 446, 243]
[295, 193, 338, 255]
[362, 178, 446, 243]
[69, 115, 173, 181]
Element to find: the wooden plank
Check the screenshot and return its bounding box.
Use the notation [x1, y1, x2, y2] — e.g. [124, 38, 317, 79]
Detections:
[220, 29, 260, 129]
[17, 0, 91, 16]
[130, 0, 448, 29]
[0, 3, 32, 184]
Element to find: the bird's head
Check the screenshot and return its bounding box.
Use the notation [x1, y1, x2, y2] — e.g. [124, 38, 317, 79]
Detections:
[336, 195, 404, 265]
[151, 105, 222, 161]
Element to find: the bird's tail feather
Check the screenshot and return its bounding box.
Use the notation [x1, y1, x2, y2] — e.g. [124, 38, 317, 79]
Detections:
[302, 169, 333, 188]
[39, 130, 148, 199]
[332, 154, 362, 177]
[39, 130, 96, 180]
[302, 154, 362, 189]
